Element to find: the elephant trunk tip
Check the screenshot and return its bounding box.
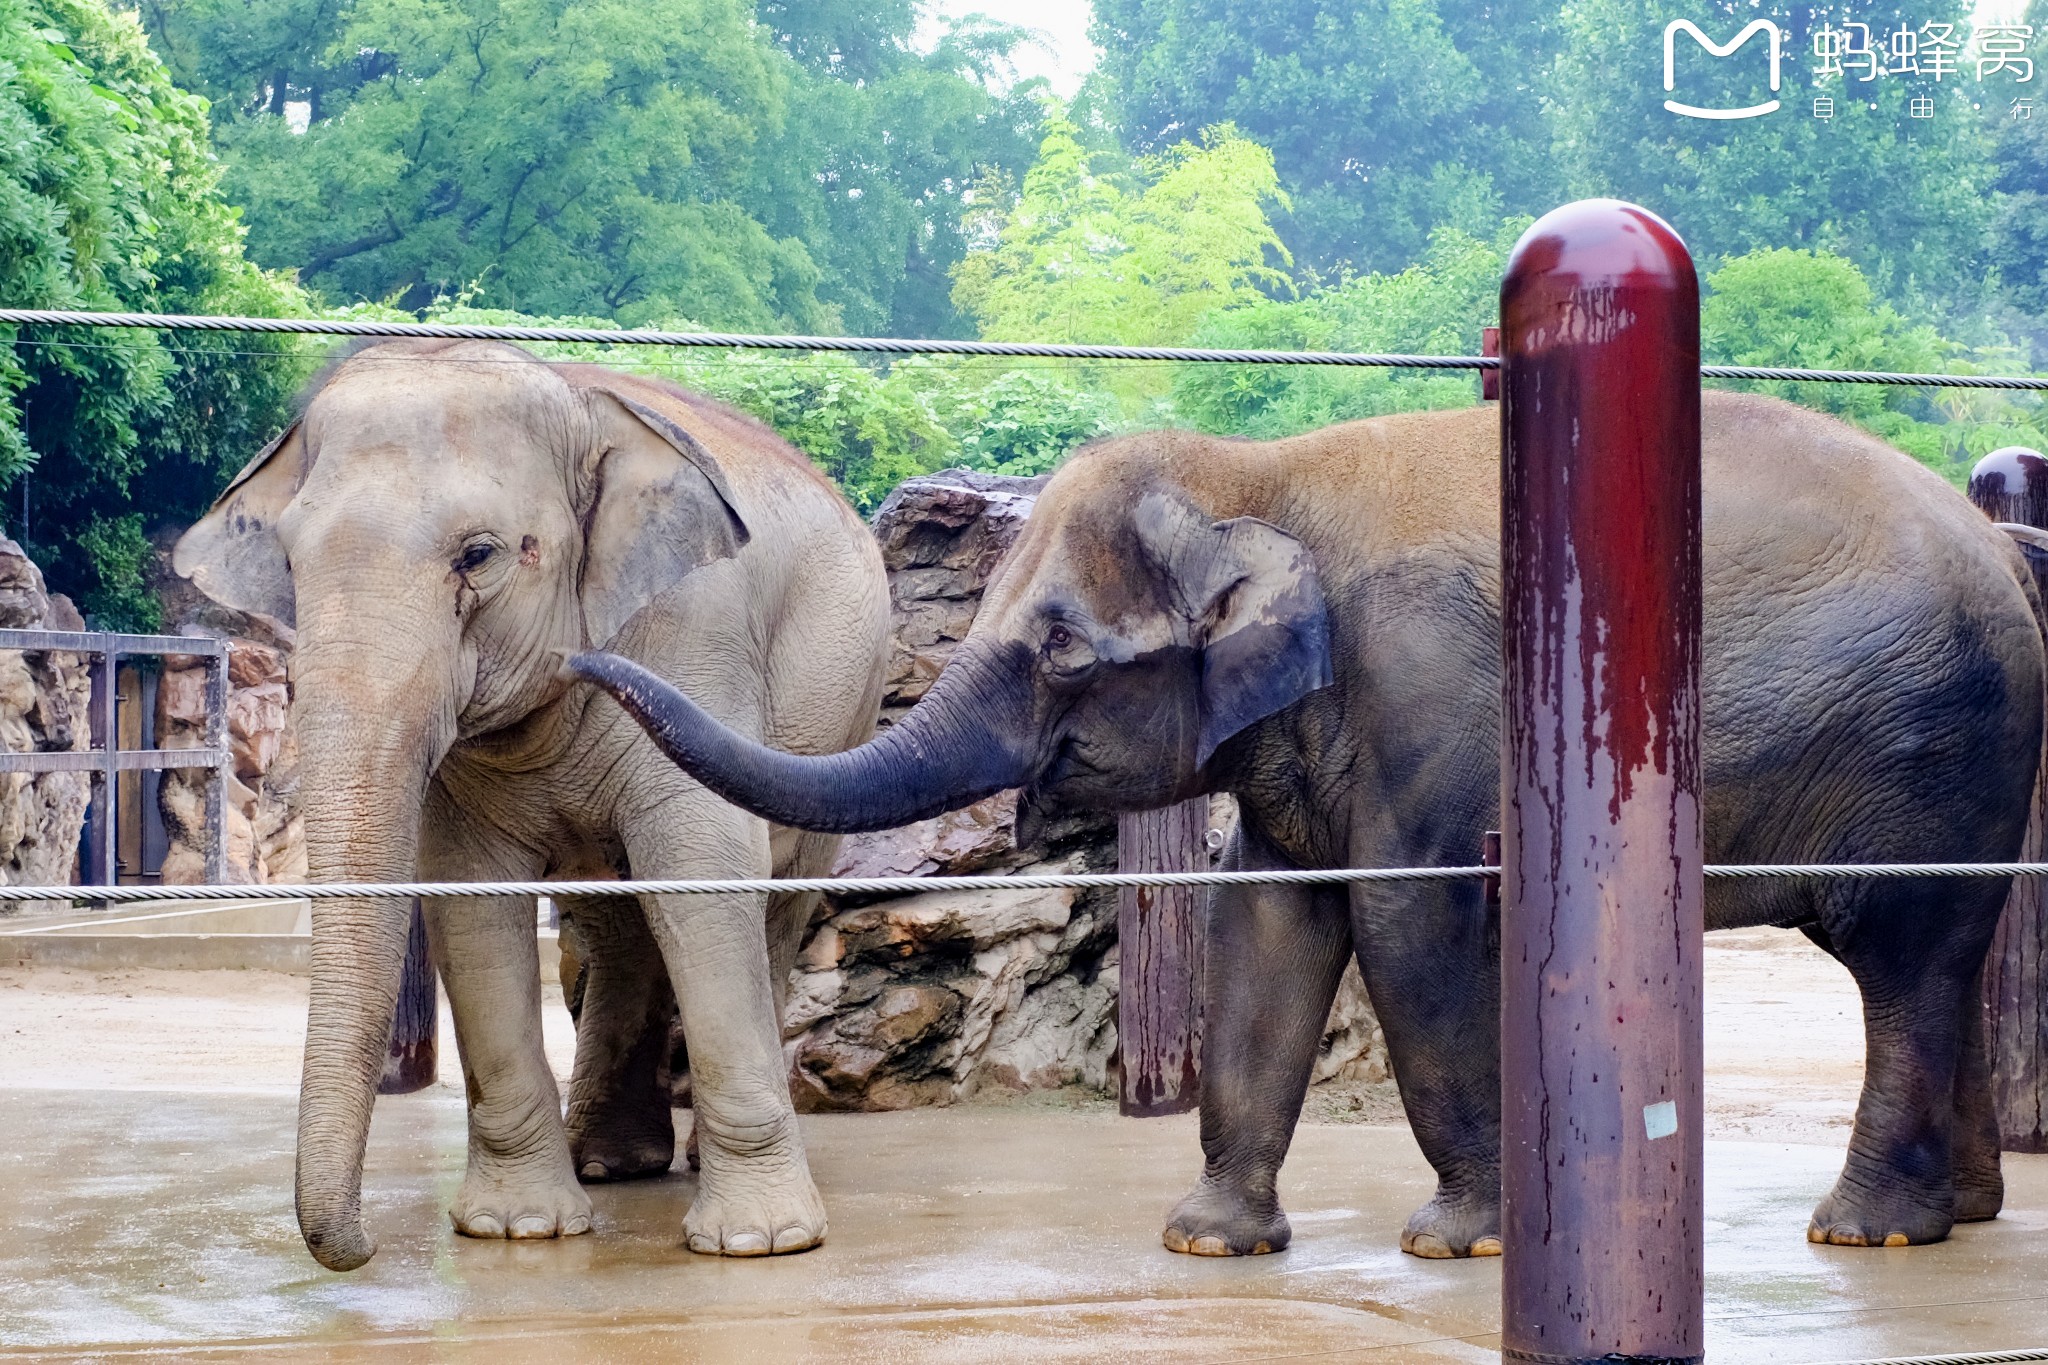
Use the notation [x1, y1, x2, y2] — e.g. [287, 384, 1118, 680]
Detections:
[298, 1195, 377, 1271]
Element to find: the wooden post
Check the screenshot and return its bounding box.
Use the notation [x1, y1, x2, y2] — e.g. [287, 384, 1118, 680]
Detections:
[379, 898, 439, 1094]
[1969, 445, 2048, 1152]
[1500, 200, 1704, 1364]
[1117, 798, 1208, 1116]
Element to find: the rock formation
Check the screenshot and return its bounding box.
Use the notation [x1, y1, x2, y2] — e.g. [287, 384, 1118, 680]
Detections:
[152, 547, 303, 886]
[782, 471, 1389, 1110]
[0, 539, 93, 894]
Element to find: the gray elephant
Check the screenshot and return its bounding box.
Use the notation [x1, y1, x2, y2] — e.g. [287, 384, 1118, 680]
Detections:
[174, 339, 890, 1269]
[569, 392, 2044, 1256]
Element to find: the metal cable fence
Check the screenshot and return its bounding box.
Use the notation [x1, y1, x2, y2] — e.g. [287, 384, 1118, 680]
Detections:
[0, 306, 2041, 903]
[6, 307, 2048, 388]
[5, 862, 2048, 910]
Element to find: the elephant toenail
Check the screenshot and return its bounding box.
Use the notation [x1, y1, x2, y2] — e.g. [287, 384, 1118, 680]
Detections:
[1162, 1227, 1190, 1254]
[1250, 1240, 1273, 1254]
[1405, 1233, 1454, 1259]
[771, 1226, 814, 1253]
[510, 1216, 553, 1238]
[725, 1232, 771, 1256]
[580, 1161, 609, 1182]
[1188, 1235, 1230, 1256]
[686, 1234, 719, 1255]
[1883, 1232, 1909, 1247]
[1470, 1236, 1503, 1257]
[1807, 1224, 1826, 1244]
[464, 1214, 504, 1238]
[564, 1215, 592, 1236]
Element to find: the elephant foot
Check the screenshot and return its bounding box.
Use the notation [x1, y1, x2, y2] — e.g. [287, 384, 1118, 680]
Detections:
[1807, 1174, 1953, 1247]
[451, 1168, 594, 1241]
[1162, 1175, 1290, 1257]
[1954, 1172, 2004, 1223]
[684, 1131, 827, 1256]
[1400, 1188, 1501, 1259]
[567, 1081, 678, 1183]
[1952, 1133, 2004, 1223]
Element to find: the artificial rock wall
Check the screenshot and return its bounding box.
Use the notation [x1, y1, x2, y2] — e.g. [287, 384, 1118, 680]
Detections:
[0, 539, 93, 893]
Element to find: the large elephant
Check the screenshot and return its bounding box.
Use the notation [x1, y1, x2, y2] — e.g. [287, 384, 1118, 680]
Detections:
[174, 339, 890, 1269]
[569, 392, 2044, 1256]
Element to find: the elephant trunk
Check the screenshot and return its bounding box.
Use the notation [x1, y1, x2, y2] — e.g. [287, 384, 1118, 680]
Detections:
[568, 641, 1037, 833]
[290, 650, 448, 1271]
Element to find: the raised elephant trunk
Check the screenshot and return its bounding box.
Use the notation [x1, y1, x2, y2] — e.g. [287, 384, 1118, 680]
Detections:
[290, 651, 449, 1271]
[568, 642, 1037, 833]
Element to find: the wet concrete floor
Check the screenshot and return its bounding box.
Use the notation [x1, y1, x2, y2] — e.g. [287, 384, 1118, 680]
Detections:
[2, 1089, 2046, 1362]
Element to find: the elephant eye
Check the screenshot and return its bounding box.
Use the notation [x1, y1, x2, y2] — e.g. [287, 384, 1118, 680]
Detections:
[455, 542, 496, 574]
[1047, 624, 1074, 650]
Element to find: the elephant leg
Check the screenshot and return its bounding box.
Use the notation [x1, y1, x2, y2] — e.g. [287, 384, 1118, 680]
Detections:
[560, 893, 677, 1183]
[1803, 921, 2003, 1226]
[623, 802, 825, 1257]
[418, 788, 591, 1241]
[1354, 879, 1502, 1259]
[1804, 881, 2001, 1248]
[1164, 823, 1351, 1257]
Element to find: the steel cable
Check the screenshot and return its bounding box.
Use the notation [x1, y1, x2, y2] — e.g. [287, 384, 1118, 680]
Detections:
[7, 308, 2048, 387]
[2, 861, 2048, 910]
[1802, 1351, 2048, 1365]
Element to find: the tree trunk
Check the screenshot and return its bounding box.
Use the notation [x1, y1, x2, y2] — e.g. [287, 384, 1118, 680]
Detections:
[1116, 798, 1208, 1117]
[377, 901, 438, 1094]
[1970, 447, 2048, 1152]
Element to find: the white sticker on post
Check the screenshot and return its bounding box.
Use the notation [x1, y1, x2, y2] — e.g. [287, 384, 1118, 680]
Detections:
[1643, 1100, 1679, 1140]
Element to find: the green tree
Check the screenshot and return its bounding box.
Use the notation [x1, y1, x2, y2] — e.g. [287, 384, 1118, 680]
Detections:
[1172, 223, 1514, 436]
[1090, 0, 1564, 278]
[950, 111, 1291, 402]
[0, 0, 310, 627]
[147, 0, 1045, 336]
[1701, 247, 2046, 478]
[1547, 1, 1997, 316]
[750, 20, 1052, 336]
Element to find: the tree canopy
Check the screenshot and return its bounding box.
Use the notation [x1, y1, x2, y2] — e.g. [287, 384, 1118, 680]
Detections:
[141, 0, 1044, 335]
[0, 0, 308, 626]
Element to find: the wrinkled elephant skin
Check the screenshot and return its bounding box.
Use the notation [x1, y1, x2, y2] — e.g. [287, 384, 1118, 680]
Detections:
[573, 393, 2043, 1257]
[174, 340, 890, 1269]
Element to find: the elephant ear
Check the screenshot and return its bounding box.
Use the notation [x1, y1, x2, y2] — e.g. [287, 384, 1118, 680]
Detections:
[1134, 491, 1334, 765]
[575, 382, 752, 648]
[170, 419, 310, 626]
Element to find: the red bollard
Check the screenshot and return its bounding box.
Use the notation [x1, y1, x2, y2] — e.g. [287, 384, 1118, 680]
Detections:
[1499, 200, 1704, 1365]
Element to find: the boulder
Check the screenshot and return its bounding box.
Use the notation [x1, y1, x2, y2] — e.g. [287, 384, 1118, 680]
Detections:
[0, 538, 94, 893]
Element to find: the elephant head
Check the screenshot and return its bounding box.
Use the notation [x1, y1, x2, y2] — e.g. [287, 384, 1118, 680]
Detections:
[173, 339, 749, 1269]
[566, 436, 1332, 835]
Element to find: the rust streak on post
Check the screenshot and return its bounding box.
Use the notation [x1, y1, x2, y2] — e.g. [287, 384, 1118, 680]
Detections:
[1969, 446, 2048, 1152]
[1116, 799, 1207, 1116]
[1500, 200, 1704, 1365]
[379, 898, 438, 1094]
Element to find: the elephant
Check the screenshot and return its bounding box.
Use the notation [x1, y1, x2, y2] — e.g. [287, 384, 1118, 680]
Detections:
[173, 339, 890, 1270]
[566, 391, 2045, 1257]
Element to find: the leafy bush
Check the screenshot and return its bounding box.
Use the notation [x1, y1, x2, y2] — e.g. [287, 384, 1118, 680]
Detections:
[417, 307, 1120, 512]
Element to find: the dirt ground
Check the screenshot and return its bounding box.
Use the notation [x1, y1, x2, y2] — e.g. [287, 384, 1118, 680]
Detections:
[0, 926, 1861, 1139]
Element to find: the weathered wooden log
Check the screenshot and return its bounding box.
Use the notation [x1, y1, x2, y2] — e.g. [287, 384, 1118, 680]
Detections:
[1116, 799, 1208, 1116]
[378, 899, 438, 1094]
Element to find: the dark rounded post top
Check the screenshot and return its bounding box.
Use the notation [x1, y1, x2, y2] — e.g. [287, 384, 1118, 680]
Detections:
[1970, 446, 2048, 527]
[1503, 199, 1697, 321]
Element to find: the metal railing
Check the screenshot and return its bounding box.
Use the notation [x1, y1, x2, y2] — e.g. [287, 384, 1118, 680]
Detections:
[0, 630, 229, 887]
